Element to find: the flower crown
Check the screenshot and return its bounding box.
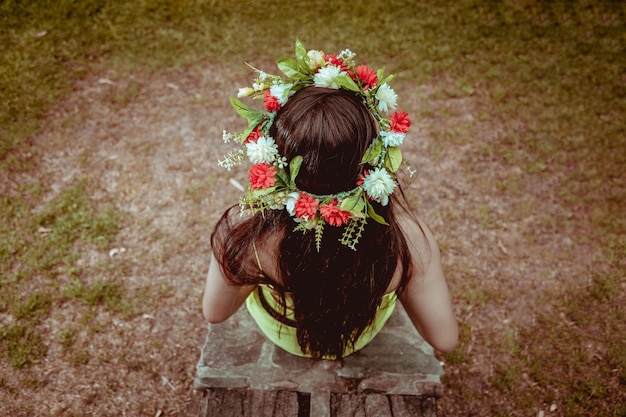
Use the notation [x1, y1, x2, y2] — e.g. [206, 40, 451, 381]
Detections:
[219, 40, 413, 250]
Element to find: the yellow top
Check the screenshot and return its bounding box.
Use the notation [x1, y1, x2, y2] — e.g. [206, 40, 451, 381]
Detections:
[245, 243, 397, 358]
[245, 285, 397, 359]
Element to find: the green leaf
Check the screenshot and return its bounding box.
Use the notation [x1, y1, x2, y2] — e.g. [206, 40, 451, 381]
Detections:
[289, 156, 303, 187]
[385, 146, 403, 173]
[295, 39, 310, 71]
[251, 186, 277, 197]
[378, 71, 396, 85]
[240, 126, 255, 142]
[275, 169, 289, 187]
[315, 221, 324, 252]
[230, 97, 264, 126]
[293, 222, 308, 233]
[229, 96, 258, 120]
[340, 192, 366, 216]
[277, 58, 305, 79]
[334, 74, 360, 92]
[367, 201, 389, 225]
[361, 140, 382, 164]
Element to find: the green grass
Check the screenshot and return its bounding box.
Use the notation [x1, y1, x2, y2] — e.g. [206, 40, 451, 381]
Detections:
[58, 326, 78, 350]
[0, 179, 121, 283]
[1, 0, 625, 414]
[0, 323, 48, 369]
[0, 179, 124, 369]
[517, 246, 626, 416]
[12, 291, 54, 321]
[63, 277, 135, 318]
[443, 240, 626, 416]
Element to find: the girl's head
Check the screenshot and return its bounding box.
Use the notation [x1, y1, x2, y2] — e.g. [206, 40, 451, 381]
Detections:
[270, 87, 377, 195]
[218, 41, 411, 247]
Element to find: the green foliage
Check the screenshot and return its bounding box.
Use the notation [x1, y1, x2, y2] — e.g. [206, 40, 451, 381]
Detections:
[314, 222, 325, 253]
[0, 180, 123, 369]
[589, 270, 621, 302]
[67, 349, 90, 366]
[340, 218, 367, 249]
[66, 278, 129, 314]
[58, 326, 78, 350]
[13, 291, 53, 321]
[513, 245, 626, 416]
[90, 208, 123, 248]
[0, 323, 48, 369]
[492, 363, 521, 394]
[0, 180, 122, 283]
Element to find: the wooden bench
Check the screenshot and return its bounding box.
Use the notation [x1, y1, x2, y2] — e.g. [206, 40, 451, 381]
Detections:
[191, 304, 443, 417]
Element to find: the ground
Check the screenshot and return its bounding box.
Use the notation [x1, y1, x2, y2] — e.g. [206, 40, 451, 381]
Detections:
[0, 63, 604, 416]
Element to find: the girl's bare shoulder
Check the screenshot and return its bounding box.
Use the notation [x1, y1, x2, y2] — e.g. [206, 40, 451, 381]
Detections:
[395, 211, 439, 262]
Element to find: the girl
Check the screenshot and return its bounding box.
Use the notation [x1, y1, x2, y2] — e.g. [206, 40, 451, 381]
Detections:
[203, 42, 457, 360]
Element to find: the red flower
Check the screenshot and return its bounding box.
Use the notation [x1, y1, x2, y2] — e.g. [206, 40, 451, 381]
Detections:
[356, 65, 378, 89]
[294, 193, 319, 220]
[390, 111, 411, 133]
[249, 163, 276, 190]
[264, 90, 281, 112]
[357, 170, 370, 186]
[320, 200, 351, 226]
[245, 126, 262, 143]
[324, 54, 349, 72]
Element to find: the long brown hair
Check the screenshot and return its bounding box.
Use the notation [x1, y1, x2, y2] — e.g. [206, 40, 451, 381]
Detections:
[211, 87, 415, 358]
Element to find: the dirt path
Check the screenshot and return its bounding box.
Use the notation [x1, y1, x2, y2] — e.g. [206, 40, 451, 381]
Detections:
[1, 64, 597, 416]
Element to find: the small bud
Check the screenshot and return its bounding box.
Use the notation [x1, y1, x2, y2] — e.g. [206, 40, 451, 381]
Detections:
[237, 87, 254, 98]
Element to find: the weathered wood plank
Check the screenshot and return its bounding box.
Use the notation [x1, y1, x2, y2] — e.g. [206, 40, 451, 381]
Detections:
[194, 389, 438, 417]
[331, 393, 392, 417]
[330, 393, 438, 417]
[389, 395, 437, 417]
[197, 388, 308, 417]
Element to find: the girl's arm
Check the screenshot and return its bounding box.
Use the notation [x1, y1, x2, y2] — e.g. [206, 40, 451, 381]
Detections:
[398, 217, 458, 353]
[202, 252, 256, 323]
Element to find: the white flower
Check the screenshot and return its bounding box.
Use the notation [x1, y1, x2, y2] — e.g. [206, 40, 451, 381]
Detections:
[307, 50, 325, 69]
[314, 65, 345, 89]
[253, 81, 267, 91]
[375, 83, 398, 113]
[274, 155, 288, 169]
[217, 158, 233, 170]
[237, 87, 254, 98]
[259, 71, 268, 80]
[338, 48, 356, 62]
[380, 130, 405, 147]
[362, 168, 396, 206]
[245, 136, 278, 164]
[217, 149, 245, 171]
[270, 83, 293, 105]
[284, 192, 300, 216]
